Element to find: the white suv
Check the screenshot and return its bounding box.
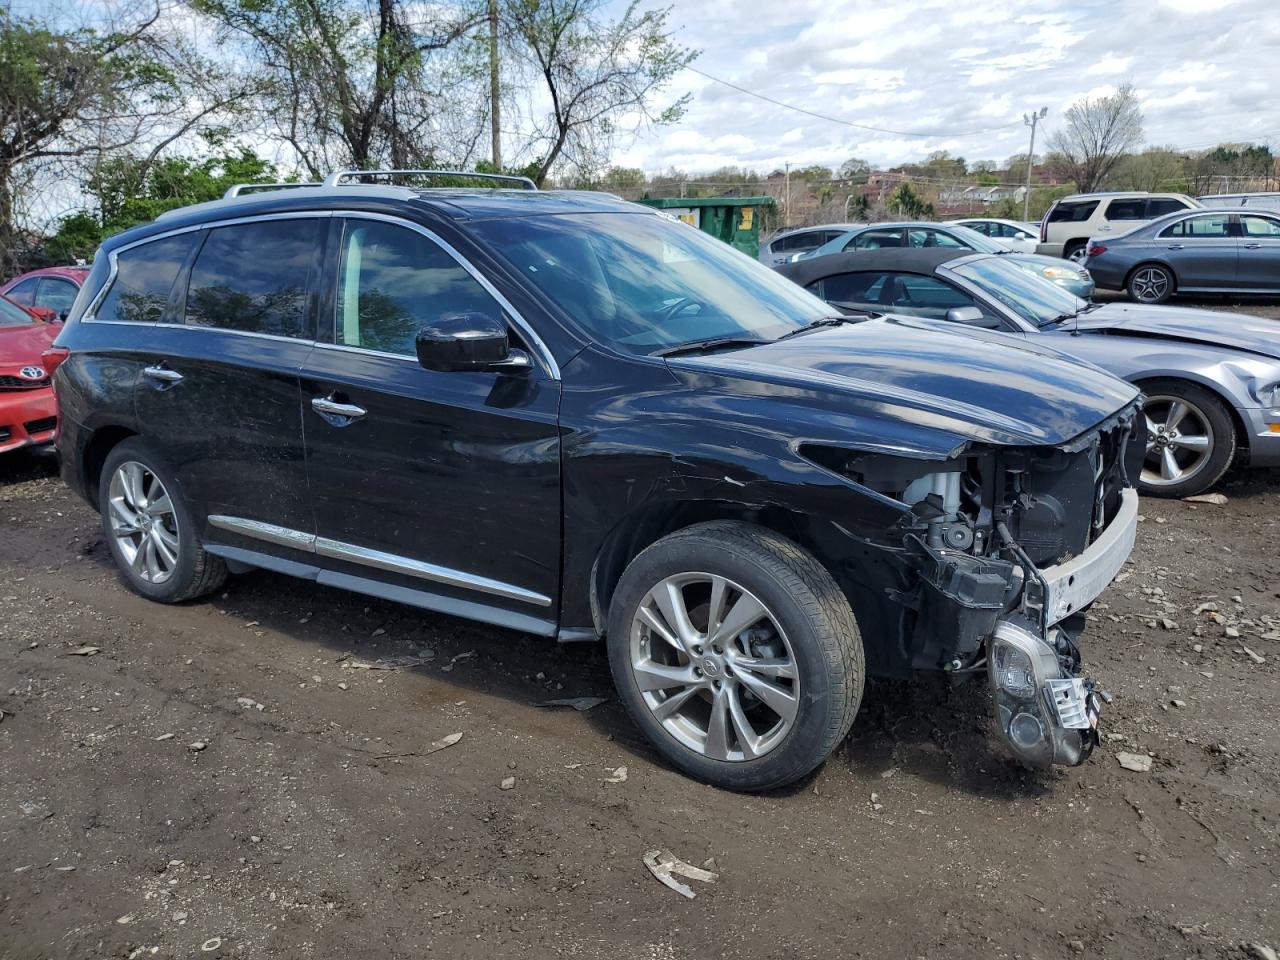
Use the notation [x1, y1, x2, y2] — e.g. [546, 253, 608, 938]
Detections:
[1037, 192, 1200, 262]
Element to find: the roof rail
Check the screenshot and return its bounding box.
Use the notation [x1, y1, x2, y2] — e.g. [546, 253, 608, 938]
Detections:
[322, 169, 538, 190]
[223, 182, 320, 199]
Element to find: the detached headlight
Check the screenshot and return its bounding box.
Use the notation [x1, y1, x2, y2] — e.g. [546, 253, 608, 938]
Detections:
[989, 621, 1094, 767]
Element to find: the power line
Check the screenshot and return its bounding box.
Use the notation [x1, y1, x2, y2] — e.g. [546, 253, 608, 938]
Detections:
[685, 67, 1025, 139]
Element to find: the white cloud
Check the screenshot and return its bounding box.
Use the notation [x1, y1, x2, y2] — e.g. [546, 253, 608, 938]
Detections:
[614, 0, 1280, 173]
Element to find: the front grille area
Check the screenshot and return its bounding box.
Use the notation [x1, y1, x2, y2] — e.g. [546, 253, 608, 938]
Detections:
[0, 374, 50, 390]
[24, 416, 56, 435]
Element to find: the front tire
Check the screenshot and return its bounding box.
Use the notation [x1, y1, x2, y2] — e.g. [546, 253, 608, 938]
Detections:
[1127, 263, 1175, 304]
[606, 521, 864, 791]
[1138, 380, 1236, 498]
[99, 438, 227, 602]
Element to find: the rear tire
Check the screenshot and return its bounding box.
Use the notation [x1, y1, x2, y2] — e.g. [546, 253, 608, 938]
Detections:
[1137, 379, 1236, 498]
[99, 438, 227, 602]
[1127, 263, 1175, 304]
[606, 521, 864, 792]
[1064, 241, 1088, 264]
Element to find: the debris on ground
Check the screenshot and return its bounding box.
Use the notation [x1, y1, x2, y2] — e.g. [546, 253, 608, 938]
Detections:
[535, 696, 608, 712]
[643, 849, 719, 899]
[1241, 645, 1266, 664]
[499, 776, 515, 790]
[425, 732, 463, 755]
[67, 646, 100, 656]
[603, 765, 628, 784]
[1116, 752, 1153, 773]
[1183, 492, 1228, 505]
[236, 697, 265, 711]
[188, 741, 207, 752]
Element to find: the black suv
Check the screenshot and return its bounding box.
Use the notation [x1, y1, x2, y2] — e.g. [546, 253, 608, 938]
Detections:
[53, 172, 1143, 790]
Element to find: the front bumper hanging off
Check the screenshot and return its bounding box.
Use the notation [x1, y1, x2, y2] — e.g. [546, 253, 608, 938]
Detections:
[989, 488, 1139, 767]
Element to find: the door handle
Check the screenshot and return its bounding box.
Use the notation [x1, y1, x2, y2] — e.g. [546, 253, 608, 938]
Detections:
[1244, 242, 1262, 249]
[143, 365, 183, 384]
[311, 396, 367, 423]
[1166, 243, 1184, 250]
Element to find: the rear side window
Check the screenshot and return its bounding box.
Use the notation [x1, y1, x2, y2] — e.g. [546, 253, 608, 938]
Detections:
[1241, 215, 1280, 237]
[810, 272, 889, 307]
[849, 228, 903, 250]
[95, 234, 199, 323]
[1161, 215, 1231, 238]
[772, 232, 823, 253]
[1047, 201, 1099, 223]
[185, 219, 320, 338]
[1105, 199, 1146, 220]
[336, 220, 501, 357]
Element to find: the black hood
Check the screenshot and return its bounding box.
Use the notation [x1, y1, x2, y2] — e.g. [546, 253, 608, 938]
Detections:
[666, 316, 1139, 458]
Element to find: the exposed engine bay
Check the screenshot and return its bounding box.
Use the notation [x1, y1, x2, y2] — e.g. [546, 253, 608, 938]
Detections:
[809, 399, 1145, 767]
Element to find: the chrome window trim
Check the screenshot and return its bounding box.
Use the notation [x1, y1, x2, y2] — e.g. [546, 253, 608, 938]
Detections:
[207, 514, 552, 607]
[82, 207, 561, 380]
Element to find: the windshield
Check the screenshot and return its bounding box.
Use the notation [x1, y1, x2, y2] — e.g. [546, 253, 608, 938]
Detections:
[471, 212, 830, 354]
[951, 256, 1087, 326]
[0, 296, 34, 327]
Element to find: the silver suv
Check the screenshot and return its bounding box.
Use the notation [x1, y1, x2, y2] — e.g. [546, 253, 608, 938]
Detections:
[1037, 192, 1200, 262]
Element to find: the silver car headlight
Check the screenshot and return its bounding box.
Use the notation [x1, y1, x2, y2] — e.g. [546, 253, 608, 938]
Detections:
[1252, 380, 1280, 408]
[1040, 265, 1079, 281]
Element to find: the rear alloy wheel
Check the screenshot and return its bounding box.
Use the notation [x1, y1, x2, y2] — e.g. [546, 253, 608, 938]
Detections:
[1139, 380, 1236, 498]
[1065, 242, 1088, 264]
[607, 521, 863, 792]
[1127, 264, 1174, 304]
[99, 438, 227, 602]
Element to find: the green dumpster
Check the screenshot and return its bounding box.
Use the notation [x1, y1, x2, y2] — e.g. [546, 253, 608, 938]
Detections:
[636, 196, 774, 258]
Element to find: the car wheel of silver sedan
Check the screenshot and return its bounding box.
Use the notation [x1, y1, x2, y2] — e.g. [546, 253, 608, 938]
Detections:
[1138, 380, 1236, 499]
[1127, 264, 1174, 304]
[606, 521, 864, 792]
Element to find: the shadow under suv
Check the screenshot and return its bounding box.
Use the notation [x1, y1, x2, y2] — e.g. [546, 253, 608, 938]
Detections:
[52, 172, 1144, 790]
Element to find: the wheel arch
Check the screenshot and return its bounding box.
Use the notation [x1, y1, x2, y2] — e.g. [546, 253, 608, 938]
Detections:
[81, 424, 139, 511]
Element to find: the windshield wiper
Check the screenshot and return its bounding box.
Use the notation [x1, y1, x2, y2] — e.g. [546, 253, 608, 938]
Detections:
[655, 337, 771, 358]
[775, 315, 865, 341]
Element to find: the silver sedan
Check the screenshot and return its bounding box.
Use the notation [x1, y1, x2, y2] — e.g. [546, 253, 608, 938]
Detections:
[1084, 208, 1280, 303]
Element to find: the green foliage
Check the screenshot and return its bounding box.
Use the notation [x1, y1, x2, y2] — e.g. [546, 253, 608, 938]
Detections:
[45, 145, 280, 261]
[888, 182, 934, 218]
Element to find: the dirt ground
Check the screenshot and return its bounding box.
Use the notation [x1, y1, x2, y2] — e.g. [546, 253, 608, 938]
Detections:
[2, 294, 1279, 960]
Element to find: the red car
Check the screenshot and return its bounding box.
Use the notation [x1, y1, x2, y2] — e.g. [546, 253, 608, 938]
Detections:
[0, 266, 89, 321]
[0, 295, 60, 454]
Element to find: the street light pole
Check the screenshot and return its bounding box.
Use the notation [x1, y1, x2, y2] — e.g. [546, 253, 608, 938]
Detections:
[784, 162, 792, 228]
[1023, 107, 1047, 223]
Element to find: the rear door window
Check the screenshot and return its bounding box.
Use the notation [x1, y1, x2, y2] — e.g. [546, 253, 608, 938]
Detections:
[849, 228, 904, 250]
[335, 220, 502, 357]
[1105, 199, 1147, 221]
[184, 219, 320, 338]
[1047, 201, 1099, 223]
[35, 277, 78, 315]
[1146, 198, 1191, 218]
[809, 272, 889, 309]
[1160, 215, 1231, 238]
[95, 234, 200, 323]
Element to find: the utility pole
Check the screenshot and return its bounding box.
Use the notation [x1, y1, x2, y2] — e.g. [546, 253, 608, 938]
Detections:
[488, 0, 501, 170]
[784, 162, 791, 228]
[1023, 107, 1047, 223]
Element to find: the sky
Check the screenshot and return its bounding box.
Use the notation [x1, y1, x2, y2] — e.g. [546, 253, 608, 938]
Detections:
[610, 0, 1280, 174]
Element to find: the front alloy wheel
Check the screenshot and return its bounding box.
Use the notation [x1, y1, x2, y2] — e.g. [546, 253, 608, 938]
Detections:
[607, 521, 864, 792]
[108, 461, 181, 584]
[631, 573, 799, 761]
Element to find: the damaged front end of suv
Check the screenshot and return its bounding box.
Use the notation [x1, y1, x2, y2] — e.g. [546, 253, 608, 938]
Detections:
[804, 400, 1143, 767]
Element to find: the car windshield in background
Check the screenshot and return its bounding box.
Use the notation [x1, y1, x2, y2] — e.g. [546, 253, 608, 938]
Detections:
[951, 256, 1087, 326]
[472, 213, 830, 354]
[0, 296, 34, 326]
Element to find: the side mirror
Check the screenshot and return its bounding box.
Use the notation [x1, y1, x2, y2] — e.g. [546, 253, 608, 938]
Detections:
[414, 312, 531, 373]
[945, 306, 1000, 329]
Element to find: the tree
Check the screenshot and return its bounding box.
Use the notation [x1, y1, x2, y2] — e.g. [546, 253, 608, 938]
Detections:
[193, 0, 488, 178]
[1116, 146, 1188, 193]
[838, 156, 870, 181]
[0, 9, 252, 272]
[45, 141, 280, 261]
[1046, 81, 1144, 192]
[887, 182, 933, 218]
[501, 0, 694, 185]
